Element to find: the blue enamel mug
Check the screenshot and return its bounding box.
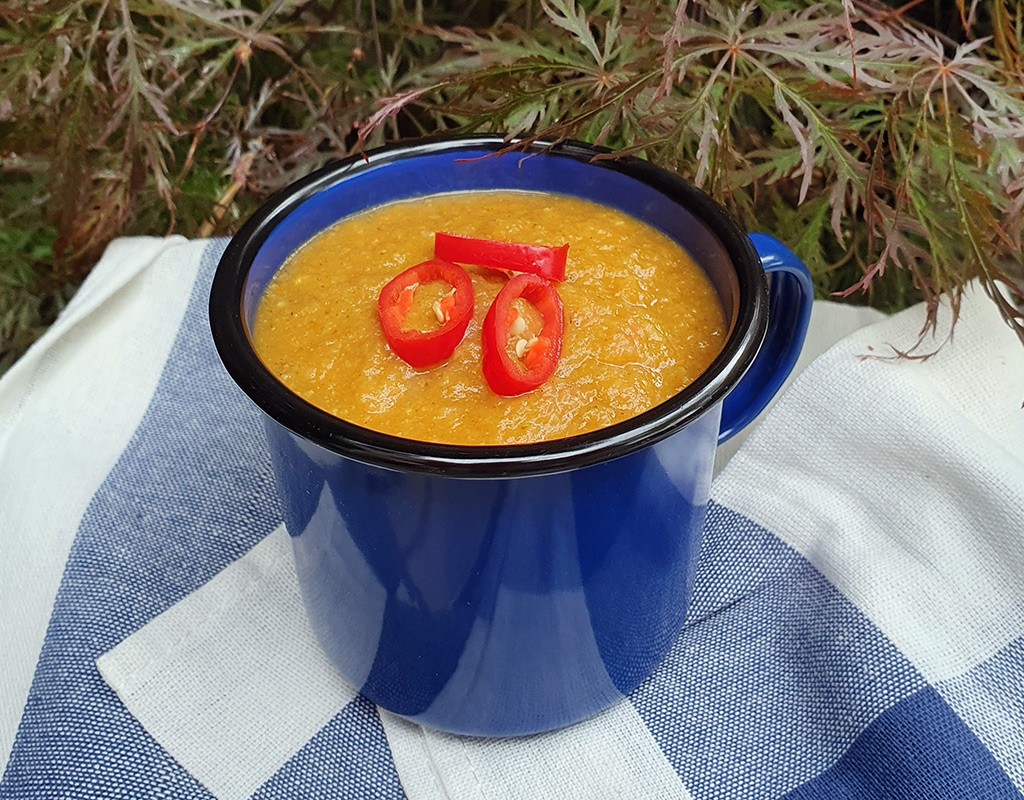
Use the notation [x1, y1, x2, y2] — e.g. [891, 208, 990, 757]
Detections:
[209, 136, 813, 737]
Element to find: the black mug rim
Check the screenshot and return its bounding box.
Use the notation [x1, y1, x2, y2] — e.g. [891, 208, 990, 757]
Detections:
[209, 135, 769, 478]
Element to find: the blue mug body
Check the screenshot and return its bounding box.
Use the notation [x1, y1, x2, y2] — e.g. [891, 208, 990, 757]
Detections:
[209, 136, 813, 736]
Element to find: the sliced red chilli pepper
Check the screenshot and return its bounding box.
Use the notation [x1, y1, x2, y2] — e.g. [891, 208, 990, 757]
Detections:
[481, 273, 565, 396]
[377, 259, 474, 369]
[435, 232, 569, 282]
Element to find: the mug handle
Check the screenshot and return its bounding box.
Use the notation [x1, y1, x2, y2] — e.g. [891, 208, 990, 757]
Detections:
[718, 233, 814, 443]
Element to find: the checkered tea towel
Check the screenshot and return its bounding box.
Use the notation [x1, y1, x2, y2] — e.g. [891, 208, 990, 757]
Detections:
[1, 238, 1022, 799]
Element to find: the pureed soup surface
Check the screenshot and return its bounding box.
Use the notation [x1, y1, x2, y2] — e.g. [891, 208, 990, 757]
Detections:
[253, 191, 727, 445]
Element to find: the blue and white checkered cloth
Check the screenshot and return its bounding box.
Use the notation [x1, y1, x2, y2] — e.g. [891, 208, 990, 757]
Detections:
[2, 237, 1023, 799]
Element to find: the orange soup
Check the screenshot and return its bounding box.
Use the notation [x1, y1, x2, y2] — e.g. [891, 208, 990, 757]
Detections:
[253, 191, 726, 445]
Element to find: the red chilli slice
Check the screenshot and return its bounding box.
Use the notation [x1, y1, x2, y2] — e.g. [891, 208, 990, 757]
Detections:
[435, 232, 568, 282]
[377, 259, 474, 369]
[481, 273, 565, 397]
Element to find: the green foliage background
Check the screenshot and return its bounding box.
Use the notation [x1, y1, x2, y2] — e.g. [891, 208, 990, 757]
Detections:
[2, 0, 1023, 371]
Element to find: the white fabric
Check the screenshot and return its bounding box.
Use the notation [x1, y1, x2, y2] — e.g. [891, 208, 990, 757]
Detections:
[0, 236, 196, 773]
[714, 285, 1024, 682]
[97, 526, 357, 800]
[713, 301, 886, 472]
[380, 703, 691, 800]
